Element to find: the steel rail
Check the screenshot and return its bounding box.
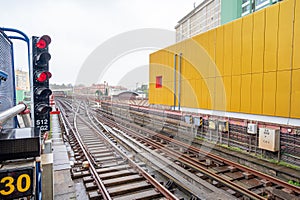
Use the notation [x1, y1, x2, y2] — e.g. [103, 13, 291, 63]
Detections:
[86, 106, 179, 200]
[59, 99, 179, 200]
[60, 101, 112, 200]
[98, 113, 264, 200]
[98, 109, 300, 198]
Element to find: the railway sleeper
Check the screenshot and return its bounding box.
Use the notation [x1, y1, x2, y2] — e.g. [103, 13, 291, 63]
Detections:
[96, 164, 132, 174]
[224, 171, 245, 181]
[107, 181, 153, 196]
[94, 155, 122, 163]
[88, 190, 101, 200]
[103, 174, 145, 187]
[265, 186, 299, 200]
[99, 169, 137, 180]
[113, 188, 163, 200]
[85, 181, 97, 191]
[71, 169, 91, 179]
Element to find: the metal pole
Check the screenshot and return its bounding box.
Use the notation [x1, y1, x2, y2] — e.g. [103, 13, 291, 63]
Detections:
[173, 54, 177, 110]
[0, 103, 26, 127]
[178, 53, 182, 111]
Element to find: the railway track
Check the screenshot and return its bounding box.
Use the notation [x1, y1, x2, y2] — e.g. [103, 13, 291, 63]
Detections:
[58, 100, 178, 200]
[94, 103, 300, 200]
[57, 99, 300, 199]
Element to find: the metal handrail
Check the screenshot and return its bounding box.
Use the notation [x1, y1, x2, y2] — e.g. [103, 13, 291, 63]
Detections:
[0, 103, 26, 128]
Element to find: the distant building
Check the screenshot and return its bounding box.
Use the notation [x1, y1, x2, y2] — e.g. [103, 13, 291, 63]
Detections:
[15, 69, 29, 91]
[175, 0, 283, 42]
[241, 0, 282, 17]
[175, 0, 221, 42]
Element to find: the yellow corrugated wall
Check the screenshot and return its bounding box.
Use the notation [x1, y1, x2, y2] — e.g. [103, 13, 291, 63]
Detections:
[149, 0, 299, 118]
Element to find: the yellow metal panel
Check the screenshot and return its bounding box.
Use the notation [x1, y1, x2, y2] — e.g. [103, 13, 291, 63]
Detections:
[264, 4, 279, 72]
[251, 73, 263, 115]
[167, 81, 174, 106]
[252, 10, 265, 74]
[189, 80, 198, 108]
[241, 14, 253, 75]
[291, 69, 300, 118]
[230, 75, 241, 112]
[193, 32, 210, 79]
[293, 0, 300, 70]
[216, 27, 224, 77]
[215, 76, 226, 111]
[195, 79, 202, 107]
[223, 76, 232, 112]
[208, 29, 216, 78]
[207, 78, 214, 109]
[262, 72, 277, 116]
[232, 18, 242, 76]
[202, 79, 209, 109]
[180, 79, 196, 108]
[275, 71, 291, 117]
[180, 79, 187, 107]
[164, 51, 173, 82]
[240, 74, 251, 113]
[223, 22, 233, 76]
[278, 0, 294, 71]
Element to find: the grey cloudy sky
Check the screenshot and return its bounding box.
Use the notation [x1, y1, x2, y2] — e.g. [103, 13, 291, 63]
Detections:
[1, 0, 202, 88]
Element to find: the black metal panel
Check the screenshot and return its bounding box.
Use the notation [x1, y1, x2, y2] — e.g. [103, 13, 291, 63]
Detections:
[0, 127, 40, 161]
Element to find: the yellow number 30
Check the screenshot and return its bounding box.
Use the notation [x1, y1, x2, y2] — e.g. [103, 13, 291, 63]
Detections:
[0, 174, 31, 196]
[0, 176, 15, 195]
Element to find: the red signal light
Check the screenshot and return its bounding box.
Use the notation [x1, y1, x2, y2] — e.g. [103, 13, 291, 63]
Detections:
[36, 71, 52, 82]
[36, 35, 51, 49]
[36, 39, 46, 49]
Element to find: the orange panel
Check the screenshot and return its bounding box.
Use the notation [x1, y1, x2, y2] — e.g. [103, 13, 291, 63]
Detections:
[252, 10, 265, 74]
[291, 69, 300, 118]
[201, 78, 209, 109]
[232, 18, 242, 76]
[262, 72, 277, 116]
[195, 79, 202, 107]
[215, 76, 226, 111]
[241, 14, 253, 75]
[208, 29, 216, 78]
[230, 75, 241, 112]
[223, 22, 233, 76]
[275, 71, 291, 117]
[193, 33, 210, 79]
[207, 78, 215, 109]
[251, 73, 263, 115]
[240, 74, 251, 113]
[223, 76, 232, 112]
[293, 0, 300, 70]
[264, 4, 279, 72]
[277, 0, 295, 71]
[216, 27, 224, 77]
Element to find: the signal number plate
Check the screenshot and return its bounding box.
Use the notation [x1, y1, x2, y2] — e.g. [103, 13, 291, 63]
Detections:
[0, 167, 34, 199]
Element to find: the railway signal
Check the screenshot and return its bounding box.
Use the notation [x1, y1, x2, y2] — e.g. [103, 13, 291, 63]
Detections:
[32, 35, 52, 131]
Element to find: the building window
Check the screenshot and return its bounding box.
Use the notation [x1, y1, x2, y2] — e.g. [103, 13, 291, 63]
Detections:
[156, 76, 162, 88]
[242, 4, 250, 13]
[256, 0, 268, 6]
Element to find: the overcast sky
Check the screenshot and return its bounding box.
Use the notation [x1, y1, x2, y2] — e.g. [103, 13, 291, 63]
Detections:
[1, 0, 202, 88]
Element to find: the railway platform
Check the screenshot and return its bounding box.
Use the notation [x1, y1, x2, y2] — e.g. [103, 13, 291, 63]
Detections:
[50, 110, 77, 199]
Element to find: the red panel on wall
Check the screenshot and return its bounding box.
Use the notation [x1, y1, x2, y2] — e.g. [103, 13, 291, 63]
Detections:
[156, 76, 162, 88]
